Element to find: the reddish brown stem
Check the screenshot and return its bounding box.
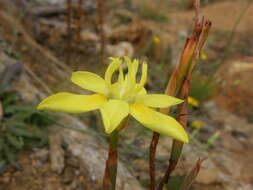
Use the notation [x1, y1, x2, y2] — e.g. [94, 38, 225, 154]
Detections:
[65, 0, 72, 65]
[76, 0, 83, 42]
[96, 0, 106, 64]
[103, 131, 118, 190]
[149, 132, 160, 190]
[156, 77, 190, 190]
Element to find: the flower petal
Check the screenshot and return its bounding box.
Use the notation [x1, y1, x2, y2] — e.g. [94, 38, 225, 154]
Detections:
[105, 57, 121, 84]
[135, 94, 183, 108]
[139, 62, 147, 87]
[100, 99, 129, 134]
[37, 92, 107, 113]
[138, 87, 147, 95]
[130, 104, 189, 143]
[71, 71, 109, 95]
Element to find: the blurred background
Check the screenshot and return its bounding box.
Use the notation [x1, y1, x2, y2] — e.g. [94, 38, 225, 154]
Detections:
[0, 0, 252, 189]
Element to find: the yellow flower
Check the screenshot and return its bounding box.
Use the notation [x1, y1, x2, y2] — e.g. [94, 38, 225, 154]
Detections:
[37, 57, 188, 143]
[188, 96, 199, 107]
[153, 36, 161, 44]
[191, 120, 204, 129]
[200, 52, 207, 60]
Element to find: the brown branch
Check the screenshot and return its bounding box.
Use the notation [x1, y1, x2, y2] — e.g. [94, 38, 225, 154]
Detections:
[76, 0, 83, 42]
[96, 0, 106, 64]
[65, 0, 72, 65]
[103, 130, 119, 190]
[157, 76, 190, 190]
[149, 132, 160, 190]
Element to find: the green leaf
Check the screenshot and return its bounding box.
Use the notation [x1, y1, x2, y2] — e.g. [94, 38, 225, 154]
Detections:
[3, 143, 17, 165]
[166, 176, 185, 190]
[5, 104, 37, 114]
[0, 136, 5, 152]
[6, 133, 24, 149]
[1, 92, 18, 109]
[7, 124, 36, 138]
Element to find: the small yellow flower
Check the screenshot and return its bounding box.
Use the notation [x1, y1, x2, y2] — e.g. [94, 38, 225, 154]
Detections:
[200, 52, 207, 60]
[153, 36, 161, 44]
[191, 120, 204, 129]
[188, 96, 199, 107]
[37, 57, 188, 143]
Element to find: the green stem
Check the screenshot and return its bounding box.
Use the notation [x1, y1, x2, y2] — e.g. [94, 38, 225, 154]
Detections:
[103, 130, 119, 190]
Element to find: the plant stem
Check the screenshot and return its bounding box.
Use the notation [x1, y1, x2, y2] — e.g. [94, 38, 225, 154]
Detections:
[103, 130, 119, 190]
[149, 132, 160, 190]
[97, 0, 106, 64]
[157, 77, 190, 190]
[65, 0, 72, 65]
[149, 26, 199, 190]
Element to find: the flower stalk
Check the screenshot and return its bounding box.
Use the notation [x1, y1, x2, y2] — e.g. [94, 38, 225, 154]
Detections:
[149, 4, 212, 190]
[103, 130, 119, 190]
[149, 23, 202, 190]
[157, 76, 190, 190]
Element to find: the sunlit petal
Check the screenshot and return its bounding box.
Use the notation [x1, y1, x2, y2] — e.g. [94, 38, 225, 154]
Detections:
[105, 57, 121, 84]
[130, 104, 189, 143]
[139, 62, 147, 87]
[100, 99, 129, 134]
[118, 66, 124, 83]
[135, 94, 183, 108]
[71, 71, 108, 95]
[37, 92, 107, 113]
[129, 58, 139, 83]
[138, 87, 147, 95]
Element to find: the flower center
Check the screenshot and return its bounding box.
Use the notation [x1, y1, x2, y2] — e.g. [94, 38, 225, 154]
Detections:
[105, 57, 148, 103]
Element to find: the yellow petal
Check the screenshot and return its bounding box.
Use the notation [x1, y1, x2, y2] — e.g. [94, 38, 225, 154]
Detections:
[71, 71, 109, 95]
[139, 62, 147, 87]
[134, 62, 148, 93]
[138, 87, 147, 95]
[105, 57, 121, 84]
[100, 99, 129, 134]
[118, 66, 124, 83]
[200, 52, 208, 60]
[127, 58, 139, 83]
[153, 36, 161, 44]
[188, 96, 199, 107]
[37, 92, 107, 113]
[191, 120, 204, 129]
[130, 104, 189, 143]
[135, 94, 183, 108]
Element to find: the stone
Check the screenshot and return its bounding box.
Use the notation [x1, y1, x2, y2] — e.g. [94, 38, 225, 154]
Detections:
[33, 149, 49, 163]
[106, 41, 134, 58]
[196, 168, 219, 185]
[80, 30, 99, 42]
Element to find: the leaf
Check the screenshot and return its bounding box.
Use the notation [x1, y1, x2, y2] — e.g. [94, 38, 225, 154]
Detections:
[4, 104, 37, 114]
[7, 123, 36, 138]
[1, 92, 18, 109]
[29, 112, 56, 127]
[3, 143, 17, 165]
[0, 136, 5, 152]
[6, 133, 24, 149]
[8, 112, 34, 122]
[166, 176, 185, 190]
